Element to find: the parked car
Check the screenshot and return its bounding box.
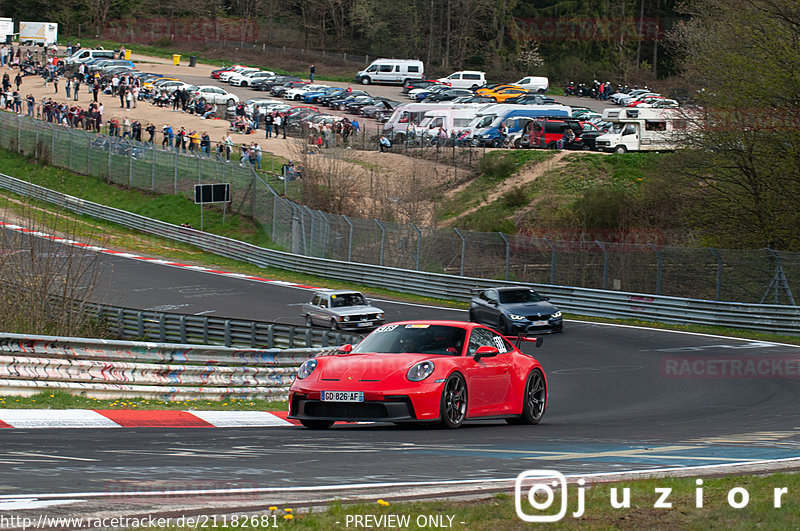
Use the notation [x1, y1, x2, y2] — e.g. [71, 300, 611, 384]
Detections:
[219, 67, 259, 83]
[360, 99, 400, 118]
[423, 88, 474, 102]
[483, 86, 533, 102]
[288, 320, 548, 429]
[191, 85, 240, 105]
[318, 88, 368, 106]
[503, 94, 558, 105]
[285, 84, 330, 101]
[302, 290, 385, 331]
[437, 70, 486, 89]
[403, 79, 445, 93]
[512, 76, 549, 93]
[271, 81, 310, 98]
[303, 86, 341, 103]
[469, 287, 563, 334]
[251, 75, 303, 92]
[211, 64, 247, 79]
[229, 70, 276, 87]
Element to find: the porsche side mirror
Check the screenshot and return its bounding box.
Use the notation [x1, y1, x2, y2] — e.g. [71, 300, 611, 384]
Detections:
[474, 345, 499, 361]
[337, 344, 353, 354]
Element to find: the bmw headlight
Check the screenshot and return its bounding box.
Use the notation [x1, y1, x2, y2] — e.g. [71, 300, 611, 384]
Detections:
[296, 359, 317, 380]
[342, 316, 350, 322]
[552, 311, 563, 319]
[508, 314, 526, 320]
[407, 361, 435, 382]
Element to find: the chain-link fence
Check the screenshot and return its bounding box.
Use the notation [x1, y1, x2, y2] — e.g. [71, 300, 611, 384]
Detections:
[1, 113, 797, 305]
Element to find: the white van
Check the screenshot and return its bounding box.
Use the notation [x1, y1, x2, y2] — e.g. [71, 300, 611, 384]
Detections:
[437, 71, 486, 89]
[513, 76, 549, 93]
[356, 59, 424, 85]
[417, 108, 482, 140]
[594, 107, 693, 153]
[65, 48, 116, 65]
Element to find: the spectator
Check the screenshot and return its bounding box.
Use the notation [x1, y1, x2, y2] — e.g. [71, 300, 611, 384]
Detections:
[145, 122, 155, 143]
[200, 132, 210, 156]
[309, 64, 315, 82]
[264, 112, 274, 138]
[201, 103, 216, 120]
[73, 78, 80, 101]
[224, 134, 234, 161]
[379, 135, 391, 153]
[26, 94, 34, 117]
[14, 72, 21, 91]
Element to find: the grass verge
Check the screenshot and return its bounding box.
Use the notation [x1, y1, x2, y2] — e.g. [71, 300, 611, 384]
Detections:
[143, 473, 800, 529]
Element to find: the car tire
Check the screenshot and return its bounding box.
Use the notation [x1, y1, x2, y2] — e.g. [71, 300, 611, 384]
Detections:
[538, 89, 546, 94]
[507, 369, 547, 425]
[394, 133, 406, 144]
[361, 77, 371, 85]
[227, 98, 235, 106]
[300, 419, 335, 430]
[330, 319, 339, 331]
[440, 373, 467, 429]
[513, 138, 522, 149]
[498, 315, 514, 335]
[305, 314, 313, 327]
[614, 145, 627, 154]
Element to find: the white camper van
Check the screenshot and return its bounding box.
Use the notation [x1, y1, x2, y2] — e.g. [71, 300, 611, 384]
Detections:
[19, 21, 58, 46]
[383, 102, 487, 142]
[355, 59, 424, 85]
[417, 108, 482, 140]
[594, 107, 691, 153]
[0, 18, 13, 44]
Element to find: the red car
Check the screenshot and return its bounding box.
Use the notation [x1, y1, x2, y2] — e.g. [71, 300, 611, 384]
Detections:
[210, 64, 246, 79]
[288, 320, 547, 429]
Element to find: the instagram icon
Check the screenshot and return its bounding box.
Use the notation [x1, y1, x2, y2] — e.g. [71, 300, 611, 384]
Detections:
[515, 470, 585, 522]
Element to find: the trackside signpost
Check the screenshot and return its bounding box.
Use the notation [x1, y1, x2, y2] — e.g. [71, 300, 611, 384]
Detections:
[193, 183, 230, 231]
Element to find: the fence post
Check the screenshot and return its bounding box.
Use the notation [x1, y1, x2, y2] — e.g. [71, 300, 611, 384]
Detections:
[543, 237, 556, 285]
[51, 124, 56, 162]
[649, 244, 662, 295]
[376, 219, 386, 266]
[291, 204, 301, 255]
[499, 232, 510, 281]
[68, 128, 73, 169]
[107, 138, 112, 179]
[34, 124, 38, 158]
[710, 248, 722, 301]
[271, 193, 278, 243]
[128, 140, 133, 187]
[595, 240, 608, 290]
[86, 131, 91, 174]
[411, 223, 422, 271]
[345, 216, 353, 262]
[173, 150, 178, 194]
[17, 115, 21, 152]
[152, 146, 156, 191]
[454, 228, 466, 276]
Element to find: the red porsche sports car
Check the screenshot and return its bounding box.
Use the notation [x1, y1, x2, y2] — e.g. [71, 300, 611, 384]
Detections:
[288, 320, 547, 429]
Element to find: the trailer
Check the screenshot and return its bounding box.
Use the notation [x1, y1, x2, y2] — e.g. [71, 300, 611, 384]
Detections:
[19, 21, 58, 46]
[0, 18, 13, 44]
[594, 107, 692, 153]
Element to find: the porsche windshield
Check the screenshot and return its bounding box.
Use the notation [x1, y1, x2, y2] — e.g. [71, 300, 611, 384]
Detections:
[498, 289, 546, 304]
[353, 324, 466, 356]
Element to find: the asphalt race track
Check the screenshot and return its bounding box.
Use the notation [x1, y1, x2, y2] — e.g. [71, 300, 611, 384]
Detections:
[2, 227, 800, 515]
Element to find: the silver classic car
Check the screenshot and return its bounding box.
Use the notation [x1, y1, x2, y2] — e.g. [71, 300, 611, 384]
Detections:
[302, 290, 386, 330]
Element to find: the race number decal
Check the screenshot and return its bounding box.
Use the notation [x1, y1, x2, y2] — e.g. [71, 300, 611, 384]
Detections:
[374, 325, 398, 333]
[493, 336, 507, 353]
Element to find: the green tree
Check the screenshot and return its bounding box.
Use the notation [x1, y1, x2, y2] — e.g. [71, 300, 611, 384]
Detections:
[670, 0, 800, 249]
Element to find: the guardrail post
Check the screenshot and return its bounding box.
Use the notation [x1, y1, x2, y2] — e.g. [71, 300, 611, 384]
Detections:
[159, 313, 166, 342]
[179, 315, 187, 343]
[305, 328, 313, 347]
[543, 238, 556, 285]
[288, 326, 295, 348]
[224, 320, 231, 347]
[203, 317, 210, 344]
[345, 216, 354, 262]
[411, 223, 421, 271]
[499, 232, 510, 281]
[321, 330, 329, 348]
[117, 308, 125, 337]
[454, 228, 466, 276]
[375, 219, 386, 266]
[137, 311, 144, 338]
[267, 324, 275, 348]
[595, 240, 608, 290]
[649, 244, 662, 295]
[710, 248, 722, 301]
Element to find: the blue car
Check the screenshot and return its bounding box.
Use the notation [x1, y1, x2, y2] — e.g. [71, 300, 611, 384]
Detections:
[469, 287, 563, 335]
[304, 87, 340, 103]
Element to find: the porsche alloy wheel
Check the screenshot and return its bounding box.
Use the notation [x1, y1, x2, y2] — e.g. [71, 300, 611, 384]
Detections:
[508, 369, 546, 425]
[300, 419, 334, 429]
[440, 374, 467, 428]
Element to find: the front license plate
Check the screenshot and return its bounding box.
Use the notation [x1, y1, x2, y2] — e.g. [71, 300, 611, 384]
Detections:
[357, 322, 373, 327]
[322, 391, 364, 402]
[533, 320, 549, 326]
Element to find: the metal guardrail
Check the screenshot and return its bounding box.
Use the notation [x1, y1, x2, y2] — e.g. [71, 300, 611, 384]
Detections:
[84, 301, 363, 349]
[1, 173, 799, 335]
[0, 333, 324, 401]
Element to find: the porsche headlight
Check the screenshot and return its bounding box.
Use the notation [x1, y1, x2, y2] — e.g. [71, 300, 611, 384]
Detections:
[552, 311, 563, 319]
[407, 361, 435, 382]
[296, 359, 317, 380]
[508, 314, 526, 320]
